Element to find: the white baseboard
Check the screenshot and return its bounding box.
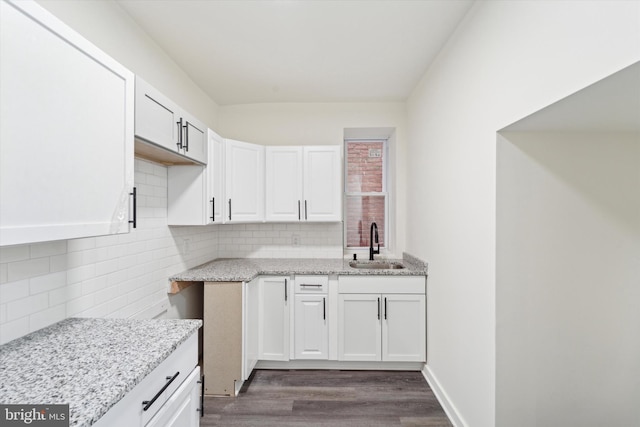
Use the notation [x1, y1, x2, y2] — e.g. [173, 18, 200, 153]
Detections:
[422, 364, 467, 427]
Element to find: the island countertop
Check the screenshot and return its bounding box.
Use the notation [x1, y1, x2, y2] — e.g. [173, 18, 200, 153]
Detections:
[0, 317, 201, 427]
[170, 252, 428, 283]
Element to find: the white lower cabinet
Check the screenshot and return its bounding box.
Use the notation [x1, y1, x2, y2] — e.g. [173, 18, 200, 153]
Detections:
[338, 294, 382, 361]
[258, 276, 290, 361]
[293, 276, 329, 359]
[94, 333, 200, 427]
[338, 276, 426, 363]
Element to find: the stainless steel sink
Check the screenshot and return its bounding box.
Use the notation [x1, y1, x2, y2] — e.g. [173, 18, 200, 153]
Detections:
[349, 261, 405, 270]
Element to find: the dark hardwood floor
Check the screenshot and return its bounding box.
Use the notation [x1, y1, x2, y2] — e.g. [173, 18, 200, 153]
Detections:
[202, 370, 453, 426]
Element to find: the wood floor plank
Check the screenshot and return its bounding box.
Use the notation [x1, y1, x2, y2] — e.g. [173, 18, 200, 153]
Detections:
[202, 370, 453, 427]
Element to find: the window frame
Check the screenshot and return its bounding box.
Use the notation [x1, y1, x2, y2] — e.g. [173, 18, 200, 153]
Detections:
[343, 139, 389, 252]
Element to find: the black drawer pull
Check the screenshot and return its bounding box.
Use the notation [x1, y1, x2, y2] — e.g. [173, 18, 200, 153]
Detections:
[300, 284, 322, 287]
[142, 371, 180, 411]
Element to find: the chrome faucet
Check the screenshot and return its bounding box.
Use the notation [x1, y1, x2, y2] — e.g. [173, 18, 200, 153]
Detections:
[369, 222, 380, 261]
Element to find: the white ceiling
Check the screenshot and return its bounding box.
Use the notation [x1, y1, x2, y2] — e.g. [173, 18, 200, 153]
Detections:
[115, 0, 475, 106]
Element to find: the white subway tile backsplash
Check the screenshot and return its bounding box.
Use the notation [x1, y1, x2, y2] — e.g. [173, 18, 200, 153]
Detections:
[30, 272, 66, 295]
[67, 265, 96, 285]
[29, 304, 66, 332]
[7, 293, 48, 321]
[0, 279, 29, 303]
[0, 245, 30, 264]
[66, 293, 96, 317]
[29, 241, 67, 259]
[67, 237, 96, 253]
[0, 317, 29, 344]
[7, 257, 50, 282]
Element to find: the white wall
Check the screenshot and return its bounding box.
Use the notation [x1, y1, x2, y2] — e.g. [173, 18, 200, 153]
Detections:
[406, 1, 640, 426]
[218, 102, 407, 255]
[496, 131, 640, 427]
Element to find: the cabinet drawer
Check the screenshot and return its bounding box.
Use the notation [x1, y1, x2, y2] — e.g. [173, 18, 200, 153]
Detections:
[295, 275, 328, 293]
[94, 333, 198, 426]
[338, 276, 425, 294]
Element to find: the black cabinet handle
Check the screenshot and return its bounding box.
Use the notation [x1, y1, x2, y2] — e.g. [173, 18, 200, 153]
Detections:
[129, 187, 137, 229]
[228, 199, 232, 221]
[142, 371, 180, 411]
[183, 121, 190, 152]
[304, 200, 308, 220]
[300, 284, 322, 288]
[176, 118, 183, 149]
[384, 297, 387, 320]
[323, 297, 326, 320]
[377, 297, 380, 320]
[198, 375, 205, 417]
[211, 198, 216, 222]
[284, 278, 288, 302]
[298, 200, 301, 220]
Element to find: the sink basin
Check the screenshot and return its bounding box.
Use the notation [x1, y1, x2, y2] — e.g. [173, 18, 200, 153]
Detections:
[349, 261, 405, 270]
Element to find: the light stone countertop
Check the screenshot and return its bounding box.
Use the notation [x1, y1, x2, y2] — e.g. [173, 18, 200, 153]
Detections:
[170, 252, 428, 283]
[0, 317, 201, 427]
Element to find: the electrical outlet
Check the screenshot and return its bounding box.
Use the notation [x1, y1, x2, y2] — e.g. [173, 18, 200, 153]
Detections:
[292, 234, 300, 246]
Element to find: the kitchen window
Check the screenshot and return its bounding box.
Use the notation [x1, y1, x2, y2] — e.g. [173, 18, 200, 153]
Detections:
[344, 139, 388, 250]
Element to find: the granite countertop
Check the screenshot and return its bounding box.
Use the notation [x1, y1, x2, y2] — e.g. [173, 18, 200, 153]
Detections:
[0, 317, 201, 427]
[171, 252, 428, 282]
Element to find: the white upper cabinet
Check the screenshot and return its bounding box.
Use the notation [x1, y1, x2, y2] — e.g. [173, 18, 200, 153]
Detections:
[266, 146, 342, 222]
[135, 77, 180, 154]
[0, 0, 135, 246]
[167, 129, 224, 225]
[134, 76, 207, 165]
[265, 147, 304, 221]
[303, 146, 342, 221]
[225, 139, 264, 223]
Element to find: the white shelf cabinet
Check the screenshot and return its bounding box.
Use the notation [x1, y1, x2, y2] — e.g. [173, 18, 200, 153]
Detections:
[0, 0, 135, 246]
[167, 129, 224, 225]
[225, 139, 265, 223]
[258, 276, 290, 361]
[135, 76, 207, 165]
[265, 146, 342, 222]
[337, 276, 426, 362]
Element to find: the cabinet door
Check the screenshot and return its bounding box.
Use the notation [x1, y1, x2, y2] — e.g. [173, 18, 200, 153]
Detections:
[382, 294, 426, 362]
[135, 76, 180, 152]
[207, 130, 224, 224]
[265, 147, 303, 221]
[181, 112, 207, 165]
[338, 294, 381, 361]
[225, 139, 265, 222]
[258, 277, 290, 361]
[303, 146, 342, 221]
[146, 366, 201, 427]
[0, 0, 134, 246]
[294, 294, 328, 359]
